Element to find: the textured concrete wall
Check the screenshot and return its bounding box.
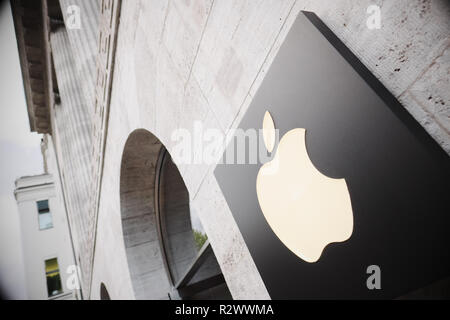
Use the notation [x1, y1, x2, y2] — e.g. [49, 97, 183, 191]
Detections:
[58, 0, 99, 116]
[119, 130, 171, 300]
[85, 0, 449, 299]
[50, 28, 94, 291]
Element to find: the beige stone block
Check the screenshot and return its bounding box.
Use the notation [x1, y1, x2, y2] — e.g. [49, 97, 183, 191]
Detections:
[193, 173, 270, 299]
[192, 0, 295, 131]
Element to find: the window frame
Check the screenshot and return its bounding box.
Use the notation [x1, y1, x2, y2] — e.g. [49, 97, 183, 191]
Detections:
[36, 199, 53, 231]
[44, 257, 64, 298]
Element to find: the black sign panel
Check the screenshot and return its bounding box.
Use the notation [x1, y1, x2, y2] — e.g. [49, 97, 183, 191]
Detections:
[214, 11, 450, 299]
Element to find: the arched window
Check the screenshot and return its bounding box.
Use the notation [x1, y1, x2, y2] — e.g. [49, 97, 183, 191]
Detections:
[120, 129, 231, 300]
[156, 149, 231, 299]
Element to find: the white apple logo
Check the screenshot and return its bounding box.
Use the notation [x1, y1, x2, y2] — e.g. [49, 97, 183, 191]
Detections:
[256, 111, 354, 263]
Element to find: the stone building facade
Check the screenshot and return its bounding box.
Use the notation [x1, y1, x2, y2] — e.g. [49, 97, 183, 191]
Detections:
[11, 0, 449, 299]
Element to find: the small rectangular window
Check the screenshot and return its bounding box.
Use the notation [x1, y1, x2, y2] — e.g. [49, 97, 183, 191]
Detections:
[45, 258, 63, 297]
[37, 200, 53, 230]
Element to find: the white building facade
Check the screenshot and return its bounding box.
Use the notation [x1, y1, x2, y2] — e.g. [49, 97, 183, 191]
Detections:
[14, 174, 77, 300]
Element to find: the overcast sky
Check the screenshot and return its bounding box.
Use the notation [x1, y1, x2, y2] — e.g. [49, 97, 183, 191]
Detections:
[0, 0, 44, 299]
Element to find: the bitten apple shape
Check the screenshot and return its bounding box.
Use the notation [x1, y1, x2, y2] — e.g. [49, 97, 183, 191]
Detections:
[256, 111, 354, 263]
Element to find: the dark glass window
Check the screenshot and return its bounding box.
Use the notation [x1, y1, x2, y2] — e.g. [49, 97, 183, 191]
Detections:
[45, 258, 63, 297]
[37, 200, 53, 230]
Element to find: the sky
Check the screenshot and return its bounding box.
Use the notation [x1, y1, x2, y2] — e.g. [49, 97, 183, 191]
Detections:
[0, 0, 44, 299]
